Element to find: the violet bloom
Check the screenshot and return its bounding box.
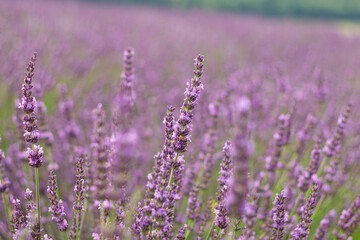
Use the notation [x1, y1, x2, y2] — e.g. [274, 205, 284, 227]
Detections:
[266, 114, 291, 172]
[139, 106, 176, 235]
[92, 103, 110, 202]
[338, 195, 360, 231]
[73, 156, 86, 212]
[197, 197, 213, 239]
[294, 114, 317, 157]
[298, 140, 322, 192]
[113, 47, 136, 129]
[132, 202, 145, 238]
[18, 53, 44, 168]
[110, 48, 137, 202]
[0, 139, 10, 193]
[186, 184, 200, 221]
[47, 170, 68, 231]
[271, 191, 287, 240]
[214, 141, 232, 230]
[173, 55, 204, 153]
[25, 188, 41, 239]
[314, 210, 335, 240]
[323, 104, 352, 157]
[18, 53, 40, 144]
[26, 145, 44, 169]
[228, 96, 252, 217]
[217, 141, 232, 203]
[290, 183, 320, 239]
[72, 155, 86, 237]
[174, 224, 187, 240]
[10, 199, 26, 235]
[200, 101, 220, 190]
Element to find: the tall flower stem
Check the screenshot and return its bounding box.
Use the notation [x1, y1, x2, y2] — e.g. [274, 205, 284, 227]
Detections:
[167, 152, 179, 190]
[2, 191, 11, 231]
[79, 199, 88, 240]
[317, 156, 328, 177]
[75, 209, 80, 240]
[205, 222, 215, 240]
[35, 168, 41, 229]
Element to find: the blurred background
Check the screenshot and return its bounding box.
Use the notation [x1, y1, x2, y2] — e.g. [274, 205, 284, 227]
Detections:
[1, 0, 360, 239]
[84, 0, 360, 20]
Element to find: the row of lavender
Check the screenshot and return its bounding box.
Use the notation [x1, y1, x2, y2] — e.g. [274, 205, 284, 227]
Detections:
[1, 0, 360, 239]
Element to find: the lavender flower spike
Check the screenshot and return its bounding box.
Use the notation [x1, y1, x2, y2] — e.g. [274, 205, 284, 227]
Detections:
[173, 55, 204, 153]
[47, 170, 68, 231]
[18, 53, 40, 145]
[214, 141, 232, 230]
[290, 183, 320, 240]
[271, 191, 287, 240]
[298, 139, 322, 192]
[314, 210, 335, 240]
[174, 224, 187, 240]
[338, 195, 360, 231]
[323, 103, 352, 157]
[18, 53, 44, 168]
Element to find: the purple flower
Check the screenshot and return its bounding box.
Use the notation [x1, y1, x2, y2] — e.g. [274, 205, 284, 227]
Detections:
[266, 114, 291, 172]
[271, 191, 287, 240]
[10, 199, 26, 234]
[47, 170, 68, 231]
[0, 140, 10, 193]
[290, 183, 320, 239]
[298, 140, 322, 192]
[73, 155, 86, 212]
[314, 210, 335, 240]
[323, 104, 351, 157]
[26, 145, 43, 168]
[18, 53, 40, 145]
[214, 141, 232, 230]
[217, 141, 232, 203]
[186, 184, 200, 221]
[92, 103, 110, 202]
[338, 195, 360, 231]
[173, 55, 204, 153]
[294, 114, 317, 156]
[174, 224, 187, 240]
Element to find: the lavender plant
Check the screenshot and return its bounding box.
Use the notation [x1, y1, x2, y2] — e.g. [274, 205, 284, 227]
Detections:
[0, 2, 360, 239]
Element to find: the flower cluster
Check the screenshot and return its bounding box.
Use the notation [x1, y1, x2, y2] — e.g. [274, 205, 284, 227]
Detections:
[47, 170, 68, 231]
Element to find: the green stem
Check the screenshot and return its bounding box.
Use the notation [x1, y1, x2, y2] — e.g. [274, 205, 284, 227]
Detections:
[75, 209, 80, 240]
[167, 168, 174, 189]
[35, 168, 41, 230]
[289, 195, 301, 219]
[206, 222, 215, 240]
[2, 192, 11, 232]
[78, 199, 87, 240]
[184, 220, 194, 240]
[65, 231, 69, 240]
[317, 156, 329, 177]
[167, 152, 179, 191]
[22, 162, 31, 188]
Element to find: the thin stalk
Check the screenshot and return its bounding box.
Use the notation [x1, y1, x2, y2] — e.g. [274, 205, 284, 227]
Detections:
[2, 192, 11, 232]
[22, 162, 31, 188]
[184, 220, 194, 240]
[75, 209, 80, 240]
[65, 231, 69, 240]
[0, 170, 11, 232]
[289, 195, 301, 219]
[317, 156, 329, 177]
[35, 168, 41, 229]
[78, 199, 88, 240]
[206, 222, 215, 240]
[167, 152, 179, 191]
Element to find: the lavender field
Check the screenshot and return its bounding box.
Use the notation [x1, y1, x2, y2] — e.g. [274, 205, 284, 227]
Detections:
[1, 0, 360, 239]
